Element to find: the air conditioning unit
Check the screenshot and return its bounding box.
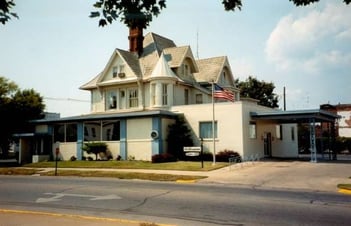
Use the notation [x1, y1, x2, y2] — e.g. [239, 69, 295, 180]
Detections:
[118, 72, 126, 78]
[150, 130, 159, 139]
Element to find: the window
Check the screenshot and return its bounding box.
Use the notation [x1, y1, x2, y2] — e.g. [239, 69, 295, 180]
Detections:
[54, 124, 65, 142]
[54, 124, 77, 142]
[162, 84, 168, 105]
[249, 122, 257, 139]
[128, 88, 138, 108]
[291, 127, 295, 141]
[66, 124, 77, 142]
[151, 84, 156, 106]
[184, 89, 189, 105]
[276, 125, 283, 140]
[106, 90, 117, 110]
[112, 66, 118, 78]
[102, 121, 120, 141]
[200, 121, 217, 139]
[196, 93, 203, 104]
[112, 65, 125, 78]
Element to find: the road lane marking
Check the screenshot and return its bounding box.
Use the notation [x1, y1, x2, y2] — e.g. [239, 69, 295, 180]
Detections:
[0, 208, 176, 226]
[36, 192, 122, 203]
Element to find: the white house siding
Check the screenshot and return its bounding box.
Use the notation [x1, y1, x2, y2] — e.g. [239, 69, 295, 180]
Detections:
[272, 124, 298, 158]
[172, 101, 299, 160]
[105, 141, 120, 159]
[58, 142, 76, 160]
[126, 118, 153, 160]
[171, 102, 245, 157]
[91, 89, 103, 113]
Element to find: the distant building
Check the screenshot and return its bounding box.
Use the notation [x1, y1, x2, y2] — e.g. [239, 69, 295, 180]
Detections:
[321, 104, 351, 138]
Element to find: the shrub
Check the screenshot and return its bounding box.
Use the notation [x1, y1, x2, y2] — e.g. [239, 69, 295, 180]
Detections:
[152, 153, 177, 163]
[216, 150, 242, 162]
[70, 156, 77, 161]
[82, 142, 107, 160]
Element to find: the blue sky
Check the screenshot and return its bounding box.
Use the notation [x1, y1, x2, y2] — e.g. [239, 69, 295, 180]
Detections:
[1, 0, 350, 116]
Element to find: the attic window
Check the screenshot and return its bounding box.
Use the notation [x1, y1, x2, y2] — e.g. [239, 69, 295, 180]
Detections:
[112, 65, 125, 78]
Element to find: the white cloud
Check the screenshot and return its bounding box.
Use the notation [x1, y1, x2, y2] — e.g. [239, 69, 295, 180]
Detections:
[265, 2, 351, 74]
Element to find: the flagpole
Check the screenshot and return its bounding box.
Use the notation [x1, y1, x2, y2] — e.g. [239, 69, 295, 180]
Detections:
[212, 82, 216, 165]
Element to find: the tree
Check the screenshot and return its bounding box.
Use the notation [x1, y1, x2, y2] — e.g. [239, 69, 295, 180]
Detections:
[166, 115, 194, 159]
[1, 0, 349, 26]
[0, 0, 18, 24]
[0, 77, 45, 158]
[235, 76, 279, 108]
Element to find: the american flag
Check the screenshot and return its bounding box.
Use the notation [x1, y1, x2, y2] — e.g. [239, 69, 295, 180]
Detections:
[213, 84, 234, 102]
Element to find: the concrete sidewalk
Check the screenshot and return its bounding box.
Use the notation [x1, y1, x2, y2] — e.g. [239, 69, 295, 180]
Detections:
[35, 159, 351, 193]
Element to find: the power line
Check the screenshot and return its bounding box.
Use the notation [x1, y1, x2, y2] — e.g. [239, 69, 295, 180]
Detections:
[44, 97, 90, 103]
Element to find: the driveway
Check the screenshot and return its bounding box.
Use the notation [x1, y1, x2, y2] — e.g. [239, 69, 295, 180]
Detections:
[201, 159, 351, 193]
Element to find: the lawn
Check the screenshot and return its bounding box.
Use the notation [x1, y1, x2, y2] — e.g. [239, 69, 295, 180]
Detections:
[24, 160, 228, 171]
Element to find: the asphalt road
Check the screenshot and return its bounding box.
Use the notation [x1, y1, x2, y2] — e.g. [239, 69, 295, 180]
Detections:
[1, 175, 350, 225]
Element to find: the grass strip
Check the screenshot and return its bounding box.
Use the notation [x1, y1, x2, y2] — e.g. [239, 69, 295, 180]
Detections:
[0, 168, 39, 175]
[337, 184, 351, 190]
[40, 170, 207, 182]
[24, 161, 227, 171]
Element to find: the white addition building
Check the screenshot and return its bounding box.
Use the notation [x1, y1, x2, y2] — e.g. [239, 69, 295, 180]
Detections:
[20, 32, 338, 163]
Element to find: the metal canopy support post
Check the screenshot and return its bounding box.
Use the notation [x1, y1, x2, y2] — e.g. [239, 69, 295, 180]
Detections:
[309, 118, 317, 163]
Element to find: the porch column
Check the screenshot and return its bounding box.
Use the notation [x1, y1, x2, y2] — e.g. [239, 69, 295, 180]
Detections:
[120, 119, 127, 160]
[152, 116, 162, 155]
[309, 118, 317, 163]
[76, 122, 84, 160]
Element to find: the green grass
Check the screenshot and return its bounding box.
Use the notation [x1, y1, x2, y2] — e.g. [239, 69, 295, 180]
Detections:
[24, 160, 227, 171]
[337, 184, 351, 190]
[41, 170, 207, 181]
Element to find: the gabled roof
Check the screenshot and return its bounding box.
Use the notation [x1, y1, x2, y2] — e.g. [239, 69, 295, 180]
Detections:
[163, 46, 198, 72]
[194, 56, 227, 83]
[80, 49, 141, 90]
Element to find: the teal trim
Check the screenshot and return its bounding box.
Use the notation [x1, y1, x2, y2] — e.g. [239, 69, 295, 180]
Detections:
[76, 122, 84, 160]
[152, 117, 162, 155]
[120, 119, 127, 160]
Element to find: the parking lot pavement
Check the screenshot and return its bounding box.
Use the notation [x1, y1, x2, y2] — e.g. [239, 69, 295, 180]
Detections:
[201, 159, 351, 192]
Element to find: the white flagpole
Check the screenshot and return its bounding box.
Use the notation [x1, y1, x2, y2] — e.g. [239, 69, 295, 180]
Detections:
[212, 82, 216, 165]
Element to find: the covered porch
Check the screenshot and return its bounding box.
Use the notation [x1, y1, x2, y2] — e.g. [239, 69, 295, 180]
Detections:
[251, 109, 340, 162]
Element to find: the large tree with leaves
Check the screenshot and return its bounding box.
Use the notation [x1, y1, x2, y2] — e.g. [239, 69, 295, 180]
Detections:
[1, 0, 350, 26]
[235, 76, 279, 108]
[0, 77, 45, 158]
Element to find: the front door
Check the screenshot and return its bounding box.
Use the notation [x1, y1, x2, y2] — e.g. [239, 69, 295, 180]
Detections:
[264, 132, 272, 157]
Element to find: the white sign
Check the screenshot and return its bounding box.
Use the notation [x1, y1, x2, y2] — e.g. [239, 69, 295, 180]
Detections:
[183, 147, 201, 152]
[185, 152, 200, 157]
[184, 147, 201, 157]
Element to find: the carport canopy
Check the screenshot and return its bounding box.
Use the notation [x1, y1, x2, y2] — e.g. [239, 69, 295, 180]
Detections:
[250, 109, 341, 162]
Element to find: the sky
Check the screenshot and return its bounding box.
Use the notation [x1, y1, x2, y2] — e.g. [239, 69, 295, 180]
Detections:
[1, 0, 350, 117]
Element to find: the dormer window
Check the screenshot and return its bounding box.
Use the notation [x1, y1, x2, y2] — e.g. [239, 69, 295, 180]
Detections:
[112, 65, 125, 78]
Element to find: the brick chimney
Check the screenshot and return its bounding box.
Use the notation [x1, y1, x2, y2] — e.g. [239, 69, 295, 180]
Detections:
[128, 25, 144, 57]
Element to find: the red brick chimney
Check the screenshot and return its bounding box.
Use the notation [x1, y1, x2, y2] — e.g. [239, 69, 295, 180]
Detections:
[128, 25, 144, 57]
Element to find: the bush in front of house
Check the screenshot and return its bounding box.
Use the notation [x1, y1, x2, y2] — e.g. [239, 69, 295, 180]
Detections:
[216, 150, 242, 162]
[82, 142, 108, 161]
[152, 153, 177, 163]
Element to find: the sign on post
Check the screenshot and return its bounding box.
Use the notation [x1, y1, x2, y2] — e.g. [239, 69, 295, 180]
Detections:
[184, 147, 201, 156]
